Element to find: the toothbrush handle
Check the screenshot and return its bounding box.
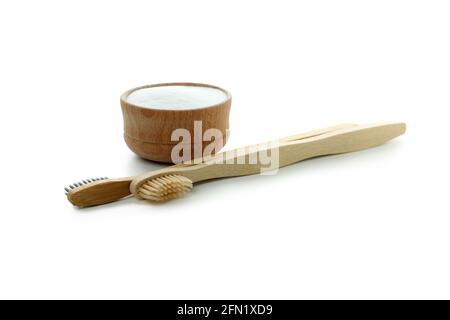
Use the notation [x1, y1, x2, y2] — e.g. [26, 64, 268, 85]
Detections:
[278, 122, 406, 168]
[130, 122, 405, 195]
[176, 122, 406, 182]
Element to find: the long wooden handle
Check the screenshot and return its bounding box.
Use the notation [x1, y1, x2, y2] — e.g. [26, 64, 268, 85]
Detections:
[131, 122, 406, 194]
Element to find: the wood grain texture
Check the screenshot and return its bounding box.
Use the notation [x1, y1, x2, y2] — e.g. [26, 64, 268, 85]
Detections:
[121, 82, 231, 163]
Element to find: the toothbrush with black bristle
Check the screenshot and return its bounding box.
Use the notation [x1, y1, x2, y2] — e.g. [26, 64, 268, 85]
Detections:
[65, 122, 405, 208]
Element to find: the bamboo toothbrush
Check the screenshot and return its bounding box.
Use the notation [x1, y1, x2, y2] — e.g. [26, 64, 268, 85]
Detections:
[65, 122, 405, 207]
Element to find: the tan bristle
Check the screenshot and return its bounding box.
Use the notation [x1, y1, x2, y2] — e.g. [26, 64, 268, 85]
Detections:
[137, 174, 193, 202]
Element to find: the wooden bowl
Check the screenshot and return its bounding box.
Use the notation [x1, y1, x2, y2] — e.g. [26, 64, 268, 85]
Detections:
[120, 82, 232, 163]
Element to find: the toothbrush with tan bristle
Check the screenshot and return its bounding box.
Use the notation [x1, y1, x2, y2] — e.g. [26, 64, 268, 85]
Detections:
[65, 122, 405, 207]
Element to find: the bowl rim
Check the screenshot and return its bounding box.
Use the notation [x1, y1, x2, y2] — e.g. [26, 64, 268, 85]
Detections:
[120, 82, 232, 112]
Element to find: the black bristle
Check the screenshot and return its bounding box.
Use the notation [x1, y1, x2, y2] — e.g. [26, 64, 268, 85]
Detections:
[64, 177, 109, 195]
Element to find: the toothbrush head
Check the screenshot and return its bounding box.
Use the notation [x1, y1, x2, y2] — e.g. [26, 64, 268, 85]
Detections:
[137, 174, 193, 202]
[65, 177, 133, 208]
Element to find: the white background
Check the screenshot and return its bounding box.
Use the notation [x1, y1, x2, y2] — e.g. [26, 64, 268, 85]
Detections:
[0, 0, 449, 299]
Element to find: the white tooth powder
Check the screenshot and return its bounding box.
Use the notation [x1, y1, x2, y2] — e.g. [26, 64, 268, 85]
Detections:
[126, 85, 228, 110]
